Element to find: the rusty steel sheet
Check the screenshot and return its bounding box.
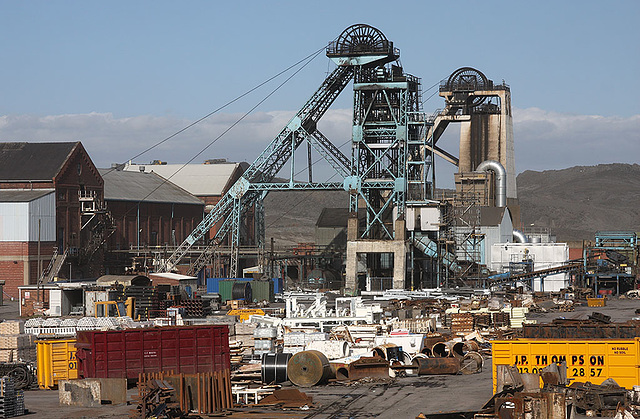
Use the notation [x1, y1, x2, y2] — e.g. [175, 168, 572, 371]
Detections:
[412, 357, 460, 375]
[522, 321, 640, 339]
[334, 356, 389, 381]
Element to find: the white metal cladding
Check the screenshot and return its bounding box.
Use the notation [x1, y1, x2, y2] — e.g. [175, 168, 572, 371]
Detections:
[0, 201, 29, 240]
[28, 192, 56, 241]
[0, 192, 55, 241]
[490, 242, 570, 292]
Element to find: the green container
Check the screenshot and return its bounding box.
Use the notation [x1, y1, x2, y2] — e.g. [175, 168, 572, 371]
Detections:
[218, 280, 237, 302]
[250, 280, 274, 303]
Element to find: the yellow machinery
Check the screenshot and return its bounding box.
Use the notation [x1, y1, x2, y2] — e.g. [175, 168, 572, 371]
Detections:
[226, 308, 265, 323]
[36, 338, 77, 389]
[94, 297, 135, 318]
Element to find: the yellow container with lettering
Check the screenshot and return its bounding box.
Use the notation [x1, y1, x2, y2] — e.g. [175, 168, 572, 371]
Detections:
[36, 338, 78, 389]
[492, 338, 640, 392]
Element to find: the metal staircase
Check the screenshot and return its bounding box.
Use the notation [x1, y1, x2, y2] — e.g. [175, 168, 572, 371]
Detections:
[40, 246, 69, 283]
[412, 235, 462, 274]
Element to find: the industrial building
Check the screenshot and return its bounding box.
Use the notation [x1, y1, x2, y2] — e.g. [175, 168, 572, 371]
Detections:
[0, 142, 105, 294]
[1, 23, 639, 419]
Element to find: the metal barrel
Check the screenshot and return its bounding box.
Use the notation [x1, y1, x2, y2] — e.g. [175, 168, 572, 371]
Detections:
[261, 352, 292, 384]
[287, 350, 332, 387]
[231, 281, 252, 301]
[411, 357, 461, 375]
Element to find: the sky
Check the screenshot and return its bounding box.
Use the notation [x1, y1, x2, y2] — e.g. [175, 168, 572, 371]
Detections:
[0, 0, 638, 189]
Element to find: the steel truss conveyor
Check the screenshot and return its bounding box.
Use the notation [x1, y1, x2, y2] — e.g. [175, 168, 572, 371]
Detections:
[161, 25, 400, 276]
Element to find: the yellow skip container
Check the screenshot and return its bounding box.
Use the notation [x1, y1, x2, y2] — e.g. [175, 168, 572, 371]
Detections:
[492, 338, 640, 392]
[36, 338, 78, 389]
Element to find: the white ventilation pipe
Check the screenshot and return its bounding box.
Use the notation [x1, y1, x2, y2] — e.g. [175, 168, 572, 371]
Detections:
[476, 160, 506, 208]
[512, 229, 528, 243]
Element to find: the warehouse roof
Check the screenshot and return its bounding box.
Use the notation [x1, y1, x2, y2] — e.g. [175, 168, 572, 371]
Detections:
[123, 162, 247, 196]
[0, 142, 77, 182]
[0, 189, 55, 202]
[99, 169, 203, 205]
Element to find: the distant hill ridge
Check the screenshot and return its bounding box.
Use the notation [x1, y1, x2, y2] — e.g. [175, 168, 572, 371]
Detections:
[263, 163, 640, 246]
[517, 163, 640, 241]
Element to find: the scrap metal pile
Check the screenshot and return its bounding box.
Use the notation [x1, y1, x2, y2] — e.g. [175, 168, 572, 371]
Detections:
[418, 363, 640, 418]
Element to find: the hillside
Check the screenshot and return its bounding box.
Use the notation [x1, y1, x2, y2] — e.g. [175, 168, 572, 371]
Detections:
[517, 163, 640, 241]
[263, 164, 640, 246]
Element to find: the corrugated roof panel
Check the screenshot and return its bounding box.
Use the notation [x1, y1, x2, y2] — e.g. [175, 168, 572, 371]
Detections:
[0, 189, 55, 202]
[123, 163, 241, 196]
[99, 169, 203, 205]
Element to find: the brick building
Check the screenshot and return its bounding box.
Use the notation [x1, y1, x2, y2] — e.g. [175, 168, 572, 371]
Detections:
[100, 168, 204, 250]
[123, 160, 254, 243]
[0, 142, 103, 295]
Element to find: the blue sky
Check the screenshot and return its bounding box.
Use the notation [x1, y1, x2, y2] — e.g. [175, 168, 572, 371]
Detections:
[0, 1, 638, 187]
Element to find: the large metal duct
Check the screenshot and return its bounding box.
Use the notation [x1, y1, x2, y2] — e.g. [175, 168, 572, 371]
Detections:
[513, 229, 528, 243]
[476, 160, 506, 208]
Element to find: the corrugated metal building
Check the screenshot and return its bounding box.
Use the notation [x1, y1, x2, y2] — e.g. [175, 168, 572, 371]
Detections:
[0, 190, 56, 296]
[122, 161, 253, 243]
[490, 242, 570, 291]
[453, 206, 514, 266]
[100, 168, 204, 250]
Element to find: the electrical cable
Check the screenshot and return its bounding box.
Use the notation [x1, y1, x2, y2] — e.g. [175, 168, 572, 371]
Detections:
[102, 45, 327, 179]
[105, 47, 325, 220]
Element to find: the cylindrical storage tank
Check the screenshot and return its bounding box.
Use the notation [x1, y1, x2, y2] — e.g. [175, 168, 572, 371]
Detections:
[37, 338, 78, 389]
[250, 280, 274, 303]
[460, 351, 484, 375]
[411, 357, 461, 375]
[261, 353, 292, 384]
[287, 350, 332, 387]
[373, 343, 401, 360]
[232, 281, 252, 301]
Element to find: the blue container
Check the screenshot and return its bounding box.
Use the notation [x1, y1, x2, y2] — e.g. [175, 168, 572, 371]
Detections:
[272, 278, 283, 294]
[206, 277, 249, 294]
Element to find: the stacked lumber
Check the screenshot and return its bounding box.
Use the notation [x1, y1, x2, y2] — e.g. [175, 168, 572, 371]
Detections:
[0, 322, 35, 363]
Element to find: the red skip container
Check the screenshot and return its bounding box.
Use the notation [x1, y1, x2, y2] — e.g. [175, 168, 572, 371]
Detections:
[76, 325, 230, 379]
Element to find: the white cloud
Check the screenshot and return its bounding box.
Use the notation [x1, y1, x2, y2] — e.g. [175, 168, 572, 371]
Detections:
[513, 108, 640, 172]
[1, 108, 638, 183]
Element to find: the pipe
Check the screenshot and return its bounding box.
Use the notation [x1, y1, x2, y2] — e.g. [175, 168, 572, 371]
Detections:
[513, 229, 528, 243]
[476, 160, 506, 208]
